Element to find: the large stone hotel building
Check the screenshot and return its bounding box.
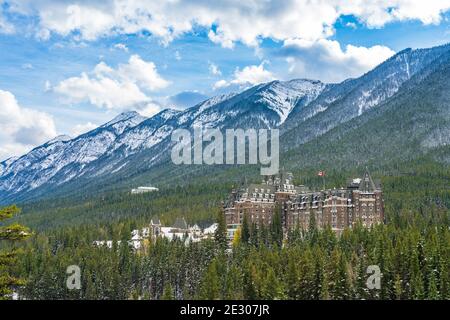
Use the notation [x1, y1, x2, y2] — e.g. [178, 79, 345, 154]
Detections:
[223, 170, 384, 239]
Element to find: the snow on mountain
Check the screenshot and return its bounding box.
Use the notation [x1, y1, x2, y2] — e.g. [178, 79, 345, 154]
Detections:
[46, 135, 72, 145]
[251, 79, 326, 125]
[0, 82, 310, 196]
[99, 111, 147, 134]
[2, 44, 450, 201]
[177, 79, 325, 130]
[281, 43, 450, 144]
[109, 108, 181, 154]
[176, 92, 237, 126]
[0, 111, 146, 193]
[0, 156, 18, 176]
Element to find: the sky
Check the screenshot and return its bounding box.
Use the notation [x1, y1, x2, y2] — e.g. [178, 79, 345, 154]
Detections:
[0, 0, 450, 161]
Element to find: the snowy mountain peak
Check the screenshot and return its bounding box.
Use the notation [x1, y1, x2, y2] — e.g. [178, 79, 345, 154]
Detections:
[157, 108, 182, 121]
[253, 78, 326, 125]
[0, 156, 18, 175]
[99, 111, 147, 135]
[2, 43, 450, 202]
[45, 135, 72, 145]
[197, 93, 236, 109]
[101, 111, 146, 129]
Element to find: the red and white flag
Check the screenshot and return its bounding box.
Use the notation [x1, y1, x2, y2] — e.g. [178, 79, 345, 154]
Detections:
[318, 171, 325, 177]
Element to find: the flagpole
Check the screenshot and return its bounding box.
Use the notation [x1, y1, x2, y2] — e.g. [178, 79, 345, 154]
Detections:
[318, 171, 326, 190]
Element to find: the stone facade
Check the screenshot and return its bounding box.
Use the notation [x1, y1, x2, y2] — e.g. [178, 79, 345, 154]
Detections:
[223, 170, 384, 237]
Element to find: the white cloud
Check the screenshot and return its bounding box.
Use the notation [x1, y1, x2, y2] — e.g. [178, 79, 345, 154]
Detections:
[231, 64, 275, 85]
[54, 55, 169, 110]
[70, 122, 98, 137]
[21, 63, 33, 70]
[340, 0, 450, 27]
[213, 79, 228, 90]
[175, 50, 181, 61]
[208, 62, 222, 76]
[0, 7, 15, 34]
[214, 63, 275, 89]
[0, 89, 57, 160]
[44, 80, 51, 92]
[55, 72, 149, 109]
[115, 55, 170, 91]
[138, 102, 164, 117]
[3, 1, 449, 47]
[114, 43, 128, 52]
[281, 39, 396, 82]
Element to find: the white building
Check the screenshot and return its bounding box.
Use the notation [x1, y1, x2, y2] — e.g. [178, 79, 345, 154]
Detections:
[93, 218, 217, 250]
[131, 186, 159, 194]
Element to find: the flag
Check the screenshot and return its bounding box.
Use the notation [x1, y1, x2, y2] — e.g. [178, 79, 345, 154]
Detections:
[318, 171, 325, 177]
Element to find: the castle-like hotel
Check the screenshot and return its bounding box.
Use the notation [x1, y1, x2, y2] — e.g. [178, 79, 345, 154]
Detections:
[223, 170, 384, 239]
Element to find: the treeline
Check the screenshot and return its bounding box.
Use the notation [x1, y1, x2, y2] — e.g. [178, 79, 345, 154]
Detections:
[4, 160, 449, 300]
[11, 205, 449, 300]
[5, 157, 447, 234]
[14, 183, 229, 231]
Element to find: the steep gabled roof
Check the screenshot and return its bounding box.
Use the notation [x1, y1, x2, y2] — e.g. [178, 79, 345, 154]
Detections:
[172, 217, 188, 230]
[151, 216, 161, 225]
[359, 169, 377, 192]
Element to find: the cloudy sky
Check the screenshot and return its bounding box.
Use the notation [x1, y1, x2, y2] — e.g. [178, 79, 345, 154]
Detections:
[1, 0, 450, 160]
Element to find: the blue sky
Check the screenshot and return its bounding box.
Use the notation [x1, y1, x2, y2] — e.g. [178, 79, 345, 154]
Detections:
[0, 1, 449, 160]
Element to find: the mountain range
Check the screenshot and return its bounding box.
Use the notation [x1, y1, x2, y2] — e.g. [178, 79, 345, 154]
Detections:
[1, 43, 450, 205]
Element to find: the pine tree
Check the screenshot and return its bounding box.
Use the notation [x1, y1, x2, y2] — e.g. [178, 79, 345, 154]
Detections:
[162, 282, 174, 300]
[241, 213, 250, 244]
[270, 205, 283, 247]
[198, 259, 220, 300]
[214, 210, 228, 250]
[243, 263, 257, 299]
[412, 273, 425, 300]
[427, 270, 439, 300]
[262, 267, 285, 299]
[286, 257, 300, 299]
[250, 223, 259, 247]
[0, 205, 31, 300]
[393, 275, 403, 300]
[308, 211, 318, 244]
[320, 270, 330, 300]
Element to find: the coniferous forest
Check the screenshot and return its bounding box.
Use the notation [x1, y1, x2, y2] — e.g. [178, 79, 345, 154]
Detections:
[1, 161, 448, 300]
[1, 1, 450, 305]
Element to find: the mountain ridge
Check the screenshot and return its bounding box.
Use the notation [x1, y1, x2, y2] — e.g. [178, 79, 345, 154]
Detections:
[1, 43, 450, 204]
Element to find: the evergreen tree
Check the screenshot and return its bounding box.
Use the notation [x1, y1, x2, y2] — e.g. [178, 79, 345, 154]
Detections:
[320, 270, 330, 300]
[393, 275, 403, 300]
[262, 267, 285, 299]
[250, 223, 259, 247]
[243, 263, 257, 299]
[214, 210, 228, 250]
[162, 282, 174, 300]
[270, 205, 283, 247]
[0, 205, 30, 299]
[241, 213, 250, 244]
[286, 257, 300, 299]
[427, 270, 439, 300]
[198, 259, 220, 300]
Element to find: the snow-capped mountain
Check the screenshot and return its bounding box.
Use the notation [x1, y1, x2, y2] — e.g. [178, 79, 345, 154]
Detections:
[99, 111, 147, 134]
[0, 111, 146, 194]
[250, 79, 326, 124]
[1, 43, 450, 203]
[0, 156, 18, 176]
[0, 79, 325, 200]
[281, 43, 450, 146]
